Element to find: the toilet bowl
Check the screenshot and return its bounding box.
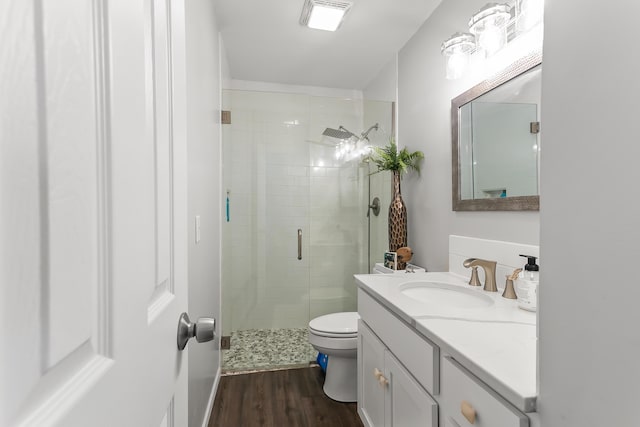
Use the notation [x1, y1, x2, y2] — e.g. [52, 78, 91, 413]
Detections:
[308, 311, 359, 402]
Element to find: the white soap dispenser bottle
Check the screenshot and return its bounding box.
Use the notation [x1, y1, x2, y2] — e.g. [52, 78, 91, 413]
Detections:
[516, 254, 539, 311]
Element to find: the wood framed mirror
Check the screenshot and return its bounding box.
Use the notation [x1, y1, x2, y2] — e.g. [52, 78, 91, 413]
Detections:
[451, 51, 542, 211]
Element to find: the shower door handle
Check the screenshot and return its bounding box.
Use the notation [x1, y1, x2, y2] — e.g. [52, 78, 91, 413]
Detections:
[298, 229, 302, 260]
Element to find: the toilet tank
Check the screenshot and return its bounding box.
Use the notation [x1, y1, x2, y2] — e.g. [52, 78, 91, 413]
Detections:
[372, 263, 426, 274]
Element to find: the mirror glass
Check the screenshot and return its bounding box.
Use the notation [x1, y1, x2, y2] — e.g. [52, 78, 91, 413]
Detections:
[452, 53, 542, 211]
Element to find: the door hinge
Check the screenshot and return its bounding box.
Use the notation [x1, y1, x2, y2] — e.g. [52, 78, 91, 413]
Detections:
[530, 121, 540, 134]
[221, 110, 231, 125]
[220, 335, 231, 350]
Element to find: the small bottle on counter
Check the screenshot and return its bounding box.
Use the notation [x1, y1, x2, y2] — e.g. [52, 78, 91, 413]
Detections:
[515, 254, 539, 311]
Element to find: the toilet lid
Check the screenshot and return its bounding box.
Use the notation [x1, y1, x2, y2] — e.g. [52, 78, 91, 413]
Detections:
[309, 312, 359, 336]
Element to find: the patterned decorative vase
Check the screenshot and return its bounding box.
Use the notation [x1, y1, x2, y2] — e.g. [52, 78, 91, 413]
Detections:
[388, 170, 408, 270]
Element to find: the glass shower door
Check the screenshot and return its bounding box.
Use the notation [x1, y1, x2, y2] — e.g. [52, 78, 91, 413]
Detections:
[221, 89, 389, 373]
[221, 89, 314, 372]
[308, 144, 368, 321]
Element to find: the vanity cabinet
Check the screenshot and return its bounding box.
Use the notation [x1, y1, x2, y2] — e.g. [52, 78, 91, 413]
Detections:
[358, 288, 530, 427]
[358, 320, 438, 427]
[439, 356, 528, 427]
[358, 289, 439, 395]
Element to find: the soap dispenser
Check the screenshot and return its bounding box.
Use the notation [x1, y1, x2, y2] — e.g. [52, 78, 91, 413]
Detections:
[515, 254, 539, 311]
[520, 255, 539, 280]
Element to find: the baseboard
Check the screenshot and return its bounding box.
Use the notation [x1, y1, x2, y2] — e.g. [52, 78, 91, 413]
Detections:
[357, 407, 372, 427]
[200, 365, 221, 427]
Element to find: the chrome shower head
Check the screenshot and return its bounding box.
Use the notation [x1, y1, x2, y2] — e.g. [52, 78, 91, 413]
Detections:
[322, 126, 357, 141]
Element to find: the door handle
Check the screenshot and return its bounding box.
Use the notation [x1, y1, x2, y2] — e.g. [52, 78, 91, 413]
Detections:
[367, 197, 380, 217]
[177, 312, 215, 351]
[298, 229, 302, 260]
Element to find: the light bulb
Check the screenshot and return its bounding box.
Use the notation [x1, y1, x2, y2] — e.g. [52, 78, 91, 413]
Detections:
[468, 4, 511, 57]
[441, 32, 475, 80]
[479, 26, 506, 56]
[517, 0, 544, 32]
[446, 52, 470, 80]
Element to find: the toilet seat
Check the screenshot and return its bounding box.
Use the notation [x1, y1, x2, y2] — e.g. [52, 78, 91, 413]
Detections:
[308, 312, 359, 338]
[309, 328, 357, 339]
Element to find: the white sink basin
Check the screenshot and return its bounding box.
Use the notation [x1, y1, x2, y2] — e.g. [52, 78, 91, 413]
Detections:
[399, 281, 494, 309]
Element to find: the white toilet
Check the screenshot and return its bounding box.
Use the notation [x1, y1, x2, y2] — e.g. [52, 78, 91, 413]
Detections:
[308, 311, 360, 402]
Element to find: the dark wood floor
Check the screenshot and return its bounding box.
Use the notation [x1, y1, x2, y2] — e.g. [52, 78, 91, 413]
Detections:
[209, 367, 364, 427]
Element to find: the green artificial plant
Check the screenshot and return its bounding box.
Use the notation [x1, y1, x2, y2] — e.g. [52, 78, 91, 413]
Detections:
[370, 138, 424, 176]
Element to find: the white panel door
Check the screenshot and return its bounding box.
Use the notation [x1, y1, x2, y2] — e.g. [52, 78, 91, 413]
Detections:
[1, 0, 190, 426]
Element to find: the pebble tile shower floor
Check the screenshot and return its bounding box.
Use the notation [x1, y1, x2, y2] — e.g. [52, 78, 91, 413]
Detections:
[222, 328, 318, 373]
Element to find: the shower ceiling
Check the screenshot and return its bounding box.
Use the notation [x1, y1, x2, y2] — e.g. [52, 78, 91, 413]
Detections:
[213, 0, 443, 89]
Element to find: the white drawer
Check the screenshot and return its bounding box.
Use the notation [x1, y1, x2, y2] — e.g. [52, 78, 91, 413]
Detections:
[441, 356, 528, 427]
[358, 288, 439, 395]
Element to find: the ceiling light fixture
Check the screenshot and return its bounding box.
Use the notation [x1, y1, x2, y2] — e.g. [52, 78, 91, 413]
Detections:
[300, 0, 353, 32]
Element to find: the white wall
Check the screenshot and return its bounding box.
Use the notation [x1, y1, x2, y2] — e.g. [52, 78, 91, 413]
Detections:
[363, 57, 398, 103]
[184, 1, 224, 425]
[538, 0, 640, 425]
[396, 0, 540, 272]
[228, 79, 363, 100]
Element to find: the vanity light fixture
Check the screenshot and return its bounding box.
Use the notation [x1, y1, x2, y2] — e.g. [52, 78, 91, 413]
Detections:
[441, 33, 476, 80]
[515, 0, 544, 33]
[468, 3, 512, 57]
[441, 0, 544, 79]
[300, 0, 353, 32]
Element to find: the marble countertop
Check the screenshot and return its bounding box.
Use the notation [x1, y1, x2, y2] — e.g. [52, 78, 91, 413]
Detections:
[355, 271, 537, 413]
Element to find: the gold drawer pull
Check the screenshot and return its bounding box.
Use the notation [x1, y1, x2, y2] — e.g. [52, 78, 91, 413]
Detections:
[373, 368, 383, 380]
[373, 368, 388, 387]
[461, 400, 476, 424]
[378, 374, 389, 387]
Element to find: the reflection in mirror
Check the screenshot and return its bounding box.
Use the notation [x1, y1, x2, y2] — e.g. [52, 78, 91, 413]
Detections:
[452, 52, 542, 211]
[460, 66, 541, 199]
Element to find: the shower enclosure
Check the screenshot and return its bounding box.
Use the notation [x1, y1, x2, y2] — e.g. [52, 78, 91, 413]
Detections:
[221, 89, 392, 372]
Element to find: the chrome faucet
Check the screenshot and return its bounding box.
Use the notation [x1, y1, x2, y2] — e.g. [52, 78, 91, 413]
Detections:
[463, 258, 498, 292]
